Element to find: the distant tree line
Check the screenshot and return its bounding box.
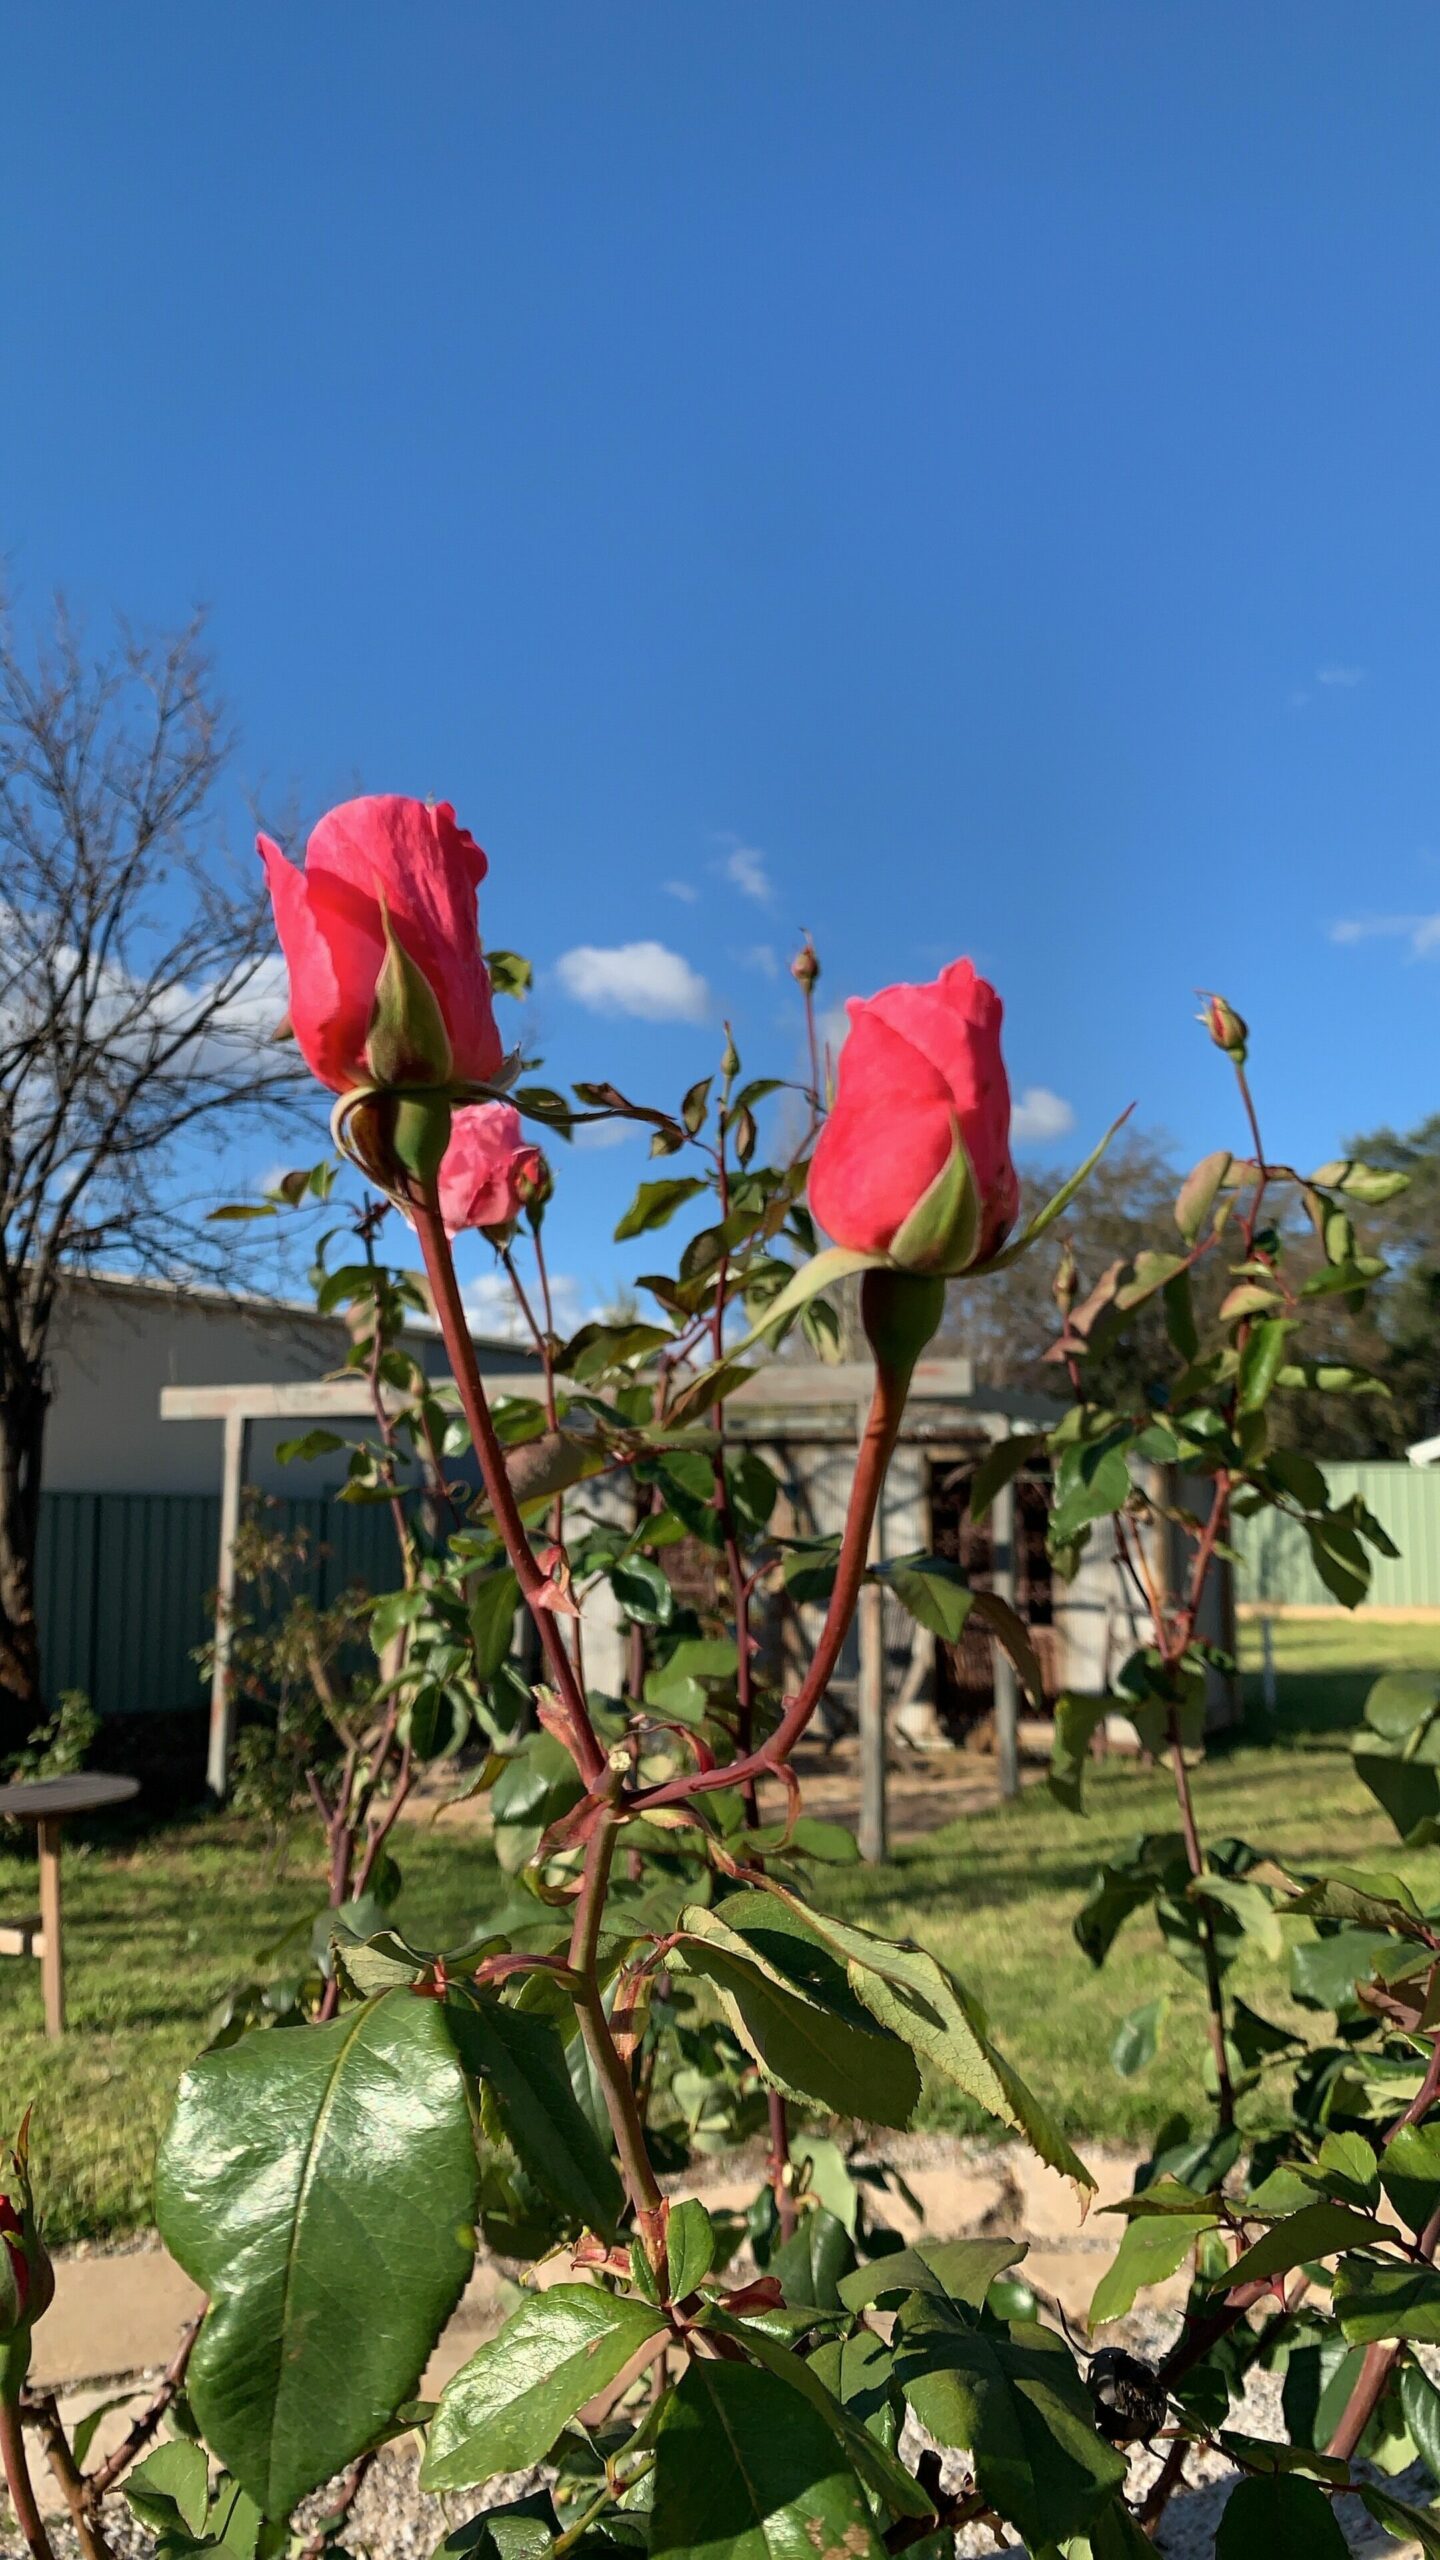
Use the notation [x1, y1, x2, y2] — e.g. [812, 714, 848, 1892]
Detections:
[939, 1121, 1440, 1458]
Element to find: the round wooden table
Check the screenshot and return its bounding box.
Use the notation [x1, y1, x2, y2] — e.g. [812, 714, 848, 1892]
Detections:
[0, 1773, 139, 2038]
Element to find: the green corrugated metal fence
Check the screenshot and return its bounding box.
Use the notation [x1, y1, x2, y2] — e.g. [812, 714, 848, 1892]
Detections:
[35, 1492, 406, 1717]
[1234, 1461, 1440, 1610]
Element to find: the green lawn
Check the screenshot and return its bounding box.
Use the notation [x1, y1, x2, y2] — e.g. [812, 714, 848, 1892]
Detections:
[7, 1613, 1440, 2247]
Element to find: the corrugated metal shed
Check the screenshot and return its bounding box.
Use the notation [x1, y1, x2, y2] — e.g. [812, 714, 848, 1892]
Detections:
[34, 1492, 403, 1718]
[1235, 1462, 1440, 1611]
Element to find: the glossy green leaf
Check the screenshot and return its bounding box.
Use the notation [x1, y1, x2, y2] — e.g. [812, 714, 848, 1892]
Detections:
[123, 2440, 211, 2539]
[614, 1177, 707, 1242]
[838, 2237, 1026, 2311]
[447, 1999, 622, 2238]
[468, 1570, 520, 1680]
[1334, 2257, 1440, 2344]
[766, 2203, 854, 2310]
[1220, 2201, 1390, 2290]
[1215, 2472, 1347, 2556]
[701, 2312, 932, 2520]
[611, 1555, 675, 1626]
[746, 1888, 1094, 2192]
[968, 1433, 1044, 1525]
[1381, 2120, 1440, 2236]
[877, 1552, 975, 1644]
[1050, 1693, 1108, 1813]
[649, 2358, 887, 2560]
[421, 2286, 665, 2489]
[434, 2495, 557, 2560]
[666, 2197, 716, 2299]
[895, 2299, 1125, 2546]
[1089, 2211, 1214, 2326]
[157, 1991, 478, 2516]
[1362, 2482, 1440, 2554]
[674, 1903, 922, 2125]
[1401, 2361, 1440, 2486]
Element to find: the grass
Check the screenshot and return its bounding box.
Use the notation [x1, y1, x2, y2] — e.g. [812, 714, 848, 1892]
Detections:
[7, 1612, 1440, 2246]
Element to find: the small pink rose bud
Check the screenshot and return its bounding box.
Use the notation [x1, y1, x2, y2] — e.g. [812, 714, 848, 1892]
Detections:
[790, 934, 820, 995]
[1052, 1239, 1079, 1318]
[436, 1103, 548, 1238]
[1199, 992, 1249, 1064]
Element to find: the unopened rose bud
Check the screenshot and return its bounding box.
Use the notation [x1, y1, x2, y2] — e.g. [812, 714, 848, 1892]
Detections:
[790, 935, 820, 995]
[436, 1105, 547, 1237]
[1052, 1240, 1079, 1318]
[1199, 993, 1248, 1064]
[0, 2186, 53, 2351]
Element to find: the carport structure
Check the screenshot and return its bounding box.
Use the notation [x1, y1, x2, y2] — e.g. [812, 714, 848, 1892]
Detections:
[163, 1354, 1173, 1858]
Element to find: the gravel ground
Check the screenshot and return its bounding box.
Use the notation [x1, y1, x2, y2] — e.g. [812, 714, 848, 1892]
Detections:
[14, 2280, 1433, 2559]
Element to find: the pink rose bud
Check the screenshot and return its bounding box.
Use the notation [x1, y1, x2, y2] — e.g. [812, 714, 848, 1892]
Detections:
[790, 935, 820, 995]
[1200, 992, 1248, 1064]
[258, 797, 504, 1097]
[808, 960, 1020, 1275]
[0, 2190, 52, 2346]
[436, 1103, 548, 1238]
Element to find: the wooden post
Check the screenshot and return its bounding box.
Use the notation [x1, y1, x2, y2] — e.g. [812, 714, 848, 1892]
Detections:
[991, 1474, 1020, 1801]
[37, 1819, 64, 2038]
[858, 1400, 888, 1864]
[207, 1410, 250, 1801]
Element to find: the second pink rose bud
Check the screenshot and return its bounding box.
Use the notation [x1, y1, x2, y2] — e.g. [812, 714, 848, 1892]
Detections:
[437, 1102, 548, 1238]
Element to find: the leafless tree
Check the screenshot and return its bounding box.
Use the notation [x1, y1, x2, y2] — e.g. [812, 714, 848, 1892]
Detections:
[0, 602, 302, 1750]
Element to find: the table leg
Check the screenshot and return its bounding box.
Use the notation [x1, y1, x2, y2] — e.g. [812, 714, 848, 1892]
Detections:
[37, 1819, 64, 2038]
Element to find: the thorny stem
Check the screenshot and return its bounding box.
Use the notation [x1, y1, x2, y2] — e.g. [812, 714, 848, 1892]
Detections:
[412, 1192, 605, 1788]
[567, 1808, 669, 2289]
[1326, 1985, 1440, 2458]
[87, 2316, 201, 2499]
[1, 2392, 57, 2560]
[1165, 1704, 1235, 2129]
[297, 2451, 375, 2560]
[636, 1362, 910, 1813]
[505, 1227, 586, 1690]
[19, 2398, 112, 2560]
[707, 1058, 796, 2239]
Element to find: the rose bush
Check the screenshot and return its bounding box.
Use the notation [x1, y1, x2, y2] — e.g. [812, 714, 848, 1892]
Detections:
[5, 800, 1431, 2560]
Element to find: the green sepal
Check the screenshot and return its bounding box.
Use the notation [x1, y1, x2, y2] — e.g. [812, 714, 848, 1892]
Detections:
[887, 1113, 981, 1275]
[860, 1269, 945, 1386]
[366, 900, 454, 1087]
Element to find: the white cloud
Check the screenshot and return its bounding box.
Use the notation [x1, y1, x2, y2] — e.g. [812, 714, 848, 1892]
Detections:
[662, 879, 699, 903]
[573, 1117, 637, 1150]
[1331, 913, 1440, 957]
[461, 1266, 586, 1343]
[555, 940, 710, 1022]
[719, 840, 775, 904]
[1317, 664, 1367, 688]
[743, 943, 780, 980]
[1011, 1086, 1077, 1144]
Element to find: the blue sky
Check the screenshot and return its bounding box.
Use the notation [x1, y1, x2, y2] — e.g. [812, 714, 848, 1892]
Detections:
[7, 4, 1440, 1328]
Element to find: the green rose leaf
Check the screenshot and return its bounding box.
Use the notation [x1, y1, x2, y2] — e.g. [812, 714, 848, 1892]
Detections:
[649, 2358, 888, 2560]
[1215, 2472, 1348, 2557]
[1334, 2257, 1440, 2344]
[156, 1990, 478, 2517]
[421, 2286, 665, 2490]
[1089, 2211, 1215, 2327]
[446, 1998, 623, 2239]
[895, 2299, 1125, 2547]
[673, 1903, 922, 2126]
